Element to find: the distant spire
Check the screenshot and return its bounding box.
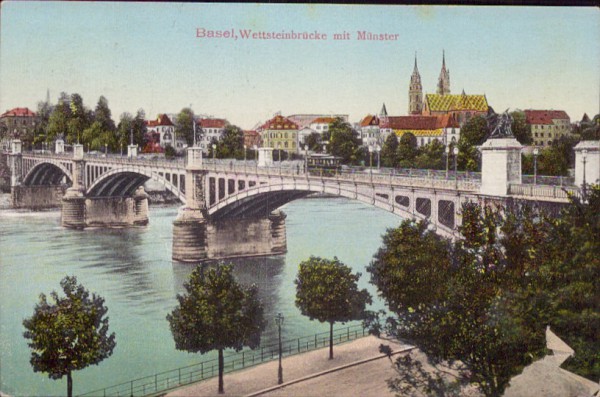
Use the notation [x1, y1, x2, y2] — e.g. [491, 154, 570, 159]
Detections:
[413, 52, 418, 72]
[442, 50, 446, 69]
[380, 103, 388, 117]
[462, 88, 466, 95]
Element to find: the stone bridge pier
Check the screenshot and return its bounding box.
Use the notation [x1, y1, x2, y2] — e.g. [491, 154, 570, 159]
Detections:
[61, 144, 149, 229]
[172, 148, 287, 262]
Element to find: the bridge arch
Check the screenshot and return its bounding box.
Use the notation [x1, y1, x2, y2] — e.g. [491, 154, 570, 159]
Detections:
[22, 161, 72, 186]
[207, 181, 457, 238]
[86, 167, 186, 202]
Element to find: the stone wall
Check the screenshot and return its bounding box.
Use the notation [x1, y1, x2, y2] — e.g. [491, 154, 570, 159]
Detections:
[11, 185, 66, 209]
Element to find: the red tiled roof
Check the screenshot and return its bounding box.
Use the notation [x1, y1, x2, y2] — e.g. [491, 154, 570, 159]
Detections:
[311, 117, 336, 124]
[1, 107, 36, 117]
[359, 115, 379, 127]
[263, 115, 298, 130]
[146, 114, 174, 127]
[198, 118, 228, 129]
[524, 110, 570, 125]
[381, 115, 458, 130]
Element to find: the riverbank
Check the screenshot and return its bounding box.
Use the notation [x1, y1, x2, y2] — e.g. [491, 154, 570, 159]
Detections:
[165, 335, 415, 397]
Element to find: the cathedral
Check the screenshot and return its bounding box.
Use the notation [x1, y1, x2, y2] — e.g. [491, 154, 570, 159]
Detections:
[409, 52, 488, 125]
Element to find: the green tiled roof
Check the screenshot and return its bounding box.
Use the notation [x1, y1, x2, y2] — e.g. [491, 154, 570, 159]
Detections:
[425, 94, 488, 112]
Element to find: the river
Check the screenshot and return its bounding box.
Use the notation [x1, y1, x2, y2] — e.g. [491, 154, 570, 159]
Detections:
[0, 197, 400, 396]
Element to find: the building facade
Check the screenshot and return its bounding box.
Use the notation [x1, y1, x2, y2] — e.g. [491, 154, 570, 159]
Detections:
[525, 110, 571, 147]
[259, 115, 299, 154]
[243, 130, 261, 149]
[145, 114, 175, 152]
[0, 108, 39, 150]
[380, 114, 460, 147]
[196, 118, 229, 154]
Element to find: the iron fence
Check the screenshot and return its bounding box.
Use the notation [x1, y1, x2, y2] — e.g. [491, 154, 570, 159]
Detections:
[78, 324, 367, 397]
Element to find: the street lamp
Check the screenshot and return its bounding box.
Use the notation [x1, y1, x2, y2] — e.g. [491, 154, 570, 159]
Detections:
[104, 143, 108, 157]
[275, 313, 284, 385]
[533, 147, 539, 185]
[120, 142, 123, 157]
[244, 144, 247, 161]
[445, 146, 450, 180]
[453, 147, 459, 189]
[582, 149, 588, 200]
[368, 145, 373, 175]
[212, 143, 216, 160]
[304, 145, 309, 173]
[375, 145, 381, 169]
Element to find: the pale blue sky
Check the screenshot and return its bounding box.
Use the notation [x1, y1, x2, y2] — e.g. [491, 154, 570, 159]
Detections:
[1, 3, 598, 129]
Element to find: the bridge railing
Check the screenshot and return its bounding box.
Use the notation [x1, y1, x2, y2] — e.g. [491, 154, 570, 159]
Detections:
[521, 175, 575, 186]
[77, 324, 369, 397]
[508, 184, 581, 200]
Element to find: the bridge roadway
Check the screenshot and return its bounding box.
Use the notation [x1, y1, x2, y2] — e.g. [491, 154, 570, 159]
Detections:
[7, 144, 585, 261]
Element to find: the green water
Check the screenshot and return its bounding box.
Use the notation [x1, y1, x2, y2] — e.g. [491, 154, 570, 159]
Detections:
[0, 198, 400, 396]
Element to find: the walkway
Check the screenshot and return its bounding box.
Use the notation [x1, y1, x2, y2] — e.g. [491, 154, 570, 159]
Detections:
[165, 335, 413, 397]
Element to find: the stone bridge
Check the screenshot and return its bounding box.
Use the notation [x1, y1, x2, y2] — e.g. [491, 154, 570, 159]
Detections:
[6, 139, 598, 262]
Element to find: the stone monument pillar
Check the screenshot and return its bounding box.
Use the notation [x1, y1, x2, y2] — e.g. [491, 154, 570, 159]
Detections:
[55, 139, 65, 154]
[574, 140, 600, 189]
[258, 147, 274, 167]
[172, 147, 208, 262]
[480, 138, 523, 196]
[128, 144, 138, 158]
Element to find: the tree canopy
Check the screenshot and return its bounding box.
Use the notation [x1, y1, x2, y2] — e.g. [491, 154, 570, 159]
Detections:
[367, 187, 600, 396]
[214, 125, 244, 159]
[167, 264, 265, 394]
[23, 276, 116, 397]
[295, 256, 372, 359]
[327, 118, 361, 164]
[175, 108, 194, 146]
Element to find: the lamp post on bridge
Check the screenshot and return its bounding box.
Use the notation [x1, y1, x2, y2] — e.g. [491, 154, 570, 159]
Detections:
[304, 145, 309, 174]
[275, 313, 284, 385]
[582, 149, 588, 200]
[533, 147, 539, 185]
[368, 145, 373, 176]
[453, 147, 459, 189]
[445, 145, 450, 180]
[104, 143, 108, 158]
[212, 143, 216, 161]
[120, 142, 123, 157]
[375, 144, 381, 169]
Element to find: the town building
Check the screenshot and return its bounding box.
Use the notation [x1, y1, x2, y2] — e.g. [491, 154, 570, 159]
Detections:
[0, 108, 40, 150]
[196, 118, 229, 154]
[286, 114, 348, 129]
[380, 114, 460, 147]
[243, 130, 261, 149]
[145, 114, 175, 152]
[259, 115, 299, 154]
[525, 110, 571, 147]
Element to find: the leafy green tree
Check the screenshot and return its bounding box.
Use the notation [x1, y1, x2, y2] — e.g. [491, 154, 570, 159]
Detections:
[305, 132, 322, 152]
[295, 256, 372, 359]
[23, 276, 116, 397]
[396, 133, 418, 168]
[215, 125, 243, 159]
[67, 93, 92, 144]
[46, 93, 72, 143]
[167, 264, 266, 394]
[164, 144, 176, 159]
[34, 98, 54, 144]
[510, 111, 532, 145]
[381, 133, 399, 168]
[175, 107, 194, 146]
[457, 115, 487, 171]
[116, 112, 133, 149]
[327, 118, 361, 164]
[581, 113, 600, 140]
[414, 139, 445, 170]
[93, 96, 116, 134]
[132, 109, 148, 148]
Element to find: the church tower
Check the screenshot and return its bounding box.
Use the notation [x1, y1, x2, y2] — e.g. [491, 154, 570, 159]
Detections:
[437, 50, 451, 96]
[409, 54, 423, 114]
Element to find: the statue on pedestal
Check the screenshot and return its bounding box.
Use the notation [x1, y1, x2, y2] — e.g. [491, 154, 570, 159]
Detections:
[486, 108, 514, 138]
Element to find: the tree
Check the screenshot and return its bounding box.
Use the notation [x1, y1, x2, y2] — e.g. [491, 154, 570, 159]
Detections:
[215, 125, 244, 159]
[457, 115, 488, 171]
[327, 118, 361, 164]
[580, 113, 600, 140]
[22, 276, 116, 397]
[93, 96, 116, 134]
[396, 133, 418, 168]
[381, 133, 399, 168]
[116, 112, 133, 149]
[175, 107, 194, 146]
[295, 256, 372, 359]
[510, 110, 532, 145]
[67, 93, 92, 144]
[414, 139, 445, 170]
[166, 264, 265, 394]
[46, 93, 72, 143]
[305, 132, 322, 152]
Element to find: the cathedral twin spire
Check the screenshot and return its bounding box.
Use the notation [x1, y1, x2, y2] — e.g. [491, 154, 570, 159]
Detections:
[408, 51, 451, 115]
